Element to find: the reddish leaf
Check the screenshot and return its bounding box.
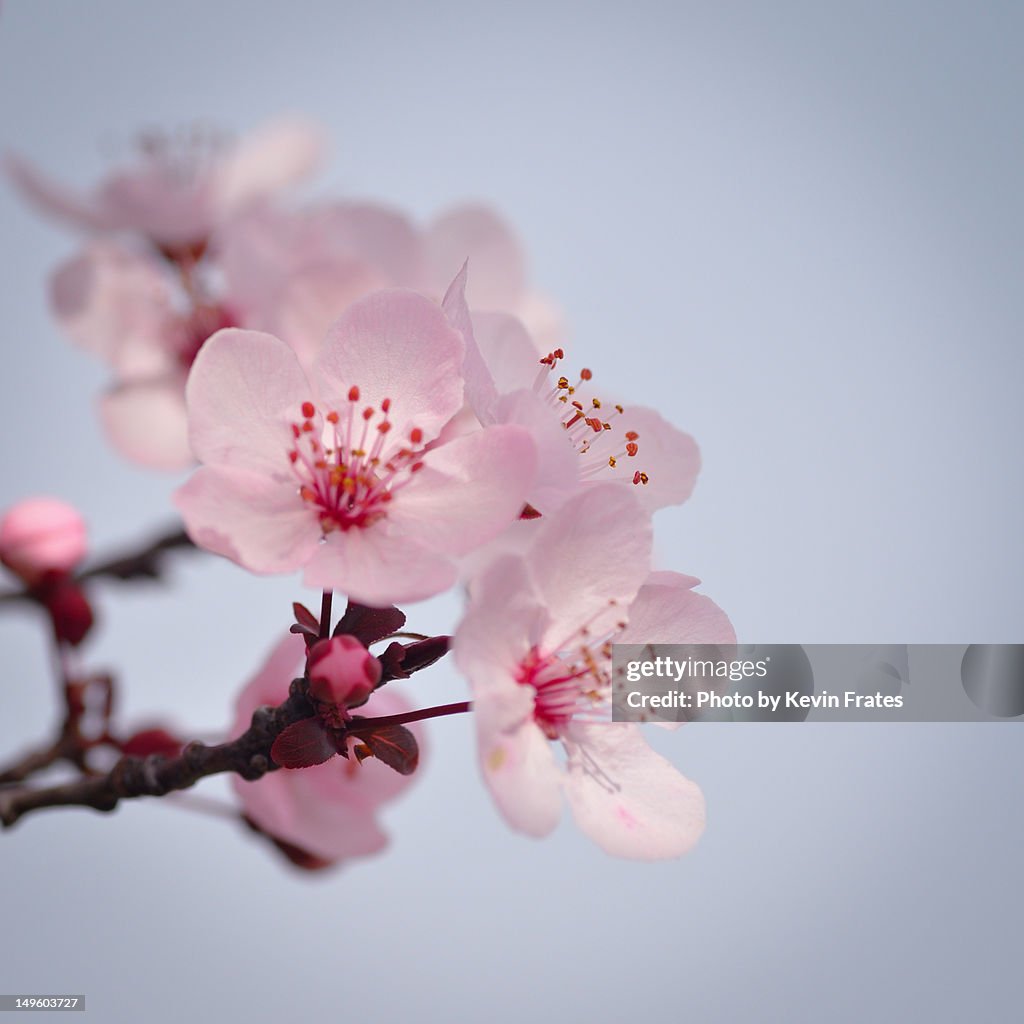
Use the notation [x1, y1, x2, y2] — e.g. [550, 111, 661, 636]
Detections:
[270, 718, 337, 769]
[291, 602, 320, 636]
[359, 724, 419, 775]
[121, 727, 183, 759]
[333, 602, 406, 646]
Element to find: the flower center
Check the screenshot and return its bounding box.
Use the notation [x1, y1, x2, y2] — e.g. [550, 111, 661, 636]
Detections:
[535, 348, 649, 488]
[287, 390, 425, 534]
[516, 611, 620, 739]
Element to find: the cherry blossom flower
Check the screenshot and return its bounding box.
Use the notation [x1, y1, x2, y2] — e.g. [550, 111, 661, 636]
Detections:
[230, 633, 423, 867]
[452, 280, 699, 516]
[453, 485, 734, 859]
[6, 117, 324, 253]
[173, 285, 537, 605]
[51, 240, 237, 469]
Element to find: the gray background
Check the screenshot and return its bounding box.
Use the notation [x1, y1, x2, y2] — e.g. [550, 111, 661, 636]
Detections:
[1, 2, 1021, 1022]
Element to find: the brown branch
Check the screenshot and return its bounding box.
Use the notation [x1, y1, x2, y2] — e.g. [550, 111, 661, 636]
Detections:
[0, 679, 314, 829]
[0, 525, 196, 604]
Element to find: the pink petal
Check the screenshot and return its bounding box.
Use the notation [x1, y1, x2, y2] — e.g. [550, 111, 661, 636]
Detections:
[475, 714, 563, 838]
[526, 484, 653, 648]
[174, 466, 319, 573]
[274, 257, 389, 372]
[390, 425, 537, 556]
[315, 289, 465, 443]
[580, 404, 701, 512]
[313, 202, 421, 286]
[471, 311, 545, 396]
[99, 378, 194, 471]
[302, 523, 458, 606]
[618, 572, 736, 646]
[96, 170, 212, 247]
[4, 152, 112, 231]
[441, 263, 498, 420]
[490, 389, 581, 514]
[51, 242, 174, 371]
[185, 328, 310, 475]
[423, 205, 526, 310]
[213, 116, 326, 212]
[454, 555, 548, 700]
[563, 723, 706, 859]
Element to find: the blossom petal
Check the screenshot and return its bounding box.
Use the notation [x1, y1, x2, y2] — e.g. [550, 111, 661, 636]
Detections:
[186, 328, 310, 475]
[579, 404, 701, 512]
[4, 153, 112, 230]
[274, 257, 389, 372]
[441, 263, 498, 420]
[423, 205, 526, 310]
[454, 555, 548, 700]
[99, 378, 194, 471]
[564, 723, 706, 859]
[390, 425, 537, 556]
[476, 715, 562, 838]
[491, 389, 581, 514]
[316, 290, 465, 442]
[174, 466, 318, 573]
[527, 485, 653, 647]
[302, 524, 458, 606]
[214, 116, 325, 212]
[51, 242, 174, 369]
[471, 311, 545, 395]
[618, 571, 736, 646]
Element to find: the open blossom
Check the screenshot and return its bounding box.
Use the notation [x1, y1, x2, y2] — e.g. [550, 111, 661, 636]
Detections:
[174, 285, 536, 605]
[231, 633, 423, 867]
[454, 485, 734, 859]
[6, 116, 324, 252]
[456, 293, 699, 516]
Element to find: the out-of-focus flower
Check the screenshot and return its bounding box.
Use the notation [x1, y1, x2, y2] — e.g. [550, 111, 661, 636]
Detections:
[174, 284, 537, 605]
[231, 633, 423, 867]
[51, 241, 237, 469]
[6, 117, 324, 253]
[0, 497, 88, 584]
[454, 485, 734, 859]
[0, 497, 95, 645]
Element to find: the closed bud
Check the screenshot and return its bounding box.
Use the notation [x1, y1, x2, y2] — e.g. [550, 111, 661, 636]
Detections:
[306, 634, 382, 708]
[0, 497, 88, 585]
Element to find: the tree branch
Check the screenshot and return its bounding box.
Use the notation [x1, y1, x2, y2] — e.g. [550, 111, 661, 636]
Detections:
[0, 525, 195, 605]
[0, 679, 314, 829]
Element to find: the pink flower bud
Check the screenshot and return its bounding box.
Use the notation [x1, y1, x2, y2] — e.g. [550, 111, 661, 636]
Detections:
[0, 497, 88, 585]
[306, 635, 382, 708]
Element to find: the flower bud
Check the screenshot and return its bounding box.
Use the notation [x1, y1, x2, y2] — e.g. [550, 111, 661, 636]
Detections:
[306, 634, 382, 708]
[0, 497, 88, 585]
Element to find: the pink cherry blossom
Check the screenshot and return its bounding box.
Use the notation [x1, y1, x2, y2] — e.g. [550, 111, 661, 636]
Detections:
[174, 285, 537, 605]
[51, 241, 237, 469]
[6, 117, 324, 251]
[0, 497, 88, 585]
[231, 633, 423, 866]
[449, 276, 699, 515]
[453, 485, 734, 859]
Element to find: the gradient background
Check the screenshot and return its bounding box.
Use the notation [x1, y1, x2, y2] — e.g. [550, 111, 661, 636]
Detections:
[1, 2, 1021, 1021]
